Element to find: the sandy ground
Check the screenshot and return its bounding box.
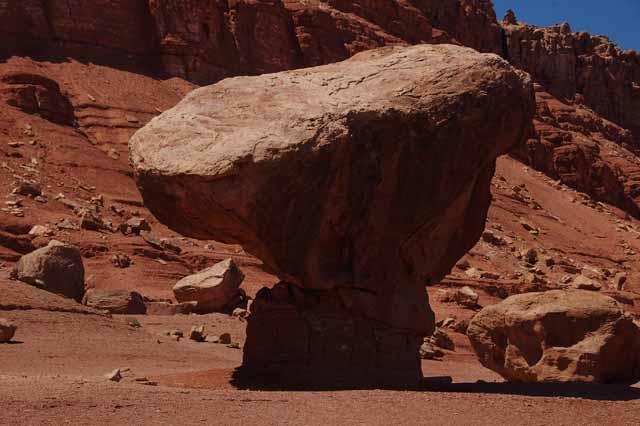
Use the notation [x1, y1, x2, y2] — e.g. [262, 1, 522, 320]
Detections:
[2, 296, 639, 426]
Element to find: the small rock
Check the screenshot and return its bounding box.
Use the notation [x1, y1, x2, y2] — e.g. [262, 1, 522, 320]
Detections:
[219, 333, 232, 345]
[429, 328, 455, 351]
[189, 326, 206, 342]
[479, 271, 500, 281]
[80, 211, 104, 231]
[56, 218, 79, 231]
[573, 275, 602, 291]
[464, 268, 481, 279]
[83, 289, 146, 314]
[124, 217, 150, 235]
[521, 248, 538, 264]
[520, 220, 539, 235]
[173, 259, 245, 313]
[614, 273, 627, 291]
[0, 318, 17, 343]
[455, 286, 479, 308]
[436, 287, 479, 309]
[15, 181, 41, 197]
[419, 342, 444, 360]
[232, 308, 248, 319]
[455, 259, 471, 271]
[28, 225, 53, 237]
[111, 253, 132, 268]
[227, 342, 241, 349]
[205, 335, 220, 343]
[482, 231, 506, 246]
[106, 369, 122, 382]
[145, 301, 196, 316]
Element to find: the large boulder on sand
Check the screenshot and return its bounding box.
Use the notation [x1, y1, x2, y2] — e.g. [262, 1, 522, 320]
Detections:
[130, 44, 534, 384]
[173, 259, 245, 313]
[467, 290, 640, 383]
[11, 240, 85, 302]
[82, 289, 147, 315]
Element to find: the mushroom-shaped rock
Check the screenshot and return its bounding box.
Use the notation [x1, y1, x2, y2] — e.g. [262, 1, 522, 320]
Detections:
[467, 290, 640, 383]
[11, 240, 85, 302]
[173, 259, 245, 313]
[130, 44, 534, 384]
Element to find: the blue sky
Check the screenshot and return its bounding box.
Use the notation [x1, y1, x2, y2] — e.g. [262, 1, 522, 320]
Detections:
[493, 0, 639, 51]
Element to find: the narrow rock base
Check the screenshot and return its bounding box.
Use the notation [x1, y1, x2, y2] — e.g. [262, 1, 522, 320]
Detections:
[239, 282, 423, 388]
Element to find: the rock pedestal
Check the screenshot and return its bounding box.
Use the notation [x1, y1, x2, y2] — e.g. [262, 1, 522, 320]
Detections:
[242, 283, 424, 385]
[131, 44, 534, 385]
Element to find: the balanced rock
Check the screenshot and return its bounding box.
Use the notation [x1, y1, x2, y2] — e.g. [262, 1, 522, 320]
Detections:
[0, 318, 17, 343]
[131, 44, 534, 384]
[173, 259, 245, 313]
[467, 290, 640, 383]
[11, 240, 85, 301]
[82, 289, 146, 315]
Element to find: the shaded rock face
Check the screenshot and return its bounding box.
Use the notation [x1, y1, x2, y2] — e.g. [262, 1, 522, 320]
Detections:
[467, 290, 640, 383]
[131, 44, 534, 382]
[173, 259, 245, 313]
[0, 0, 501, 85]
[0, 73, 76, 126]
[82, 289, 147, 315]
[11, 240, 85, 302]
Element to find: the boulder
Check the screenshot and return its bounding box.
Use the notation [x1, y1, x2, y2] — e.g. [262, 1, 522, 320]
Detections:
[131, 44, 534, 384]
[573, 275, 602, 291]
[467, 290, 640, 383]
[438, 286, 480, 309]
[11, 240, 85, 301]
[173, 259, 245, 313]
[82, 289, 146, 314]
[189, 326, 206, 342]
[0, 318, 17, 343]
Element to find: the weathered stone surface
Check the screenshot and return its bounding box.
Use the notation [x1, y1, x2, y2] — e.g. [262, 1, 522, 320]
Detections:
[131, 44, 533, 383]
[173, 259, 245, 313]
[11, 240, 85, 302]
[82, 289, 147, 314]
[132, 44, 533, 381]
[467, 290, 640, 383]
[0, 318, 17, 343]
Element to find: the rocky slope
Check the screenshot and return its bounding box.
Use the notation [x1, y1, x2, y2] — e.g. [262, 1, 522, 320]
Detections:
[0, 1, 638, 320]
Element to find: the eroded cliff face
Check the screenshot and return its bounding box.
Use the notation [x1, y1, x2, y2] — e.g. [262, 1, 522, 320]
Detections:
[0, 0, 502, 84]
[503, 18, 640, 146]
[500, 12, 640, 218]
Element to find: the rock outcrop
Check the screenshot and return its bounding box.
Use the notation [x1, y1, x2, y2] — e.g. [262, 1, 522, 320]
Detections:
[0, 0, 502, 85]
[11, 240, 85, 302]
[467, 290, 640, 383]
[173, 259, 245, 313]
[131, 44, 534, 383]
[82, 289, 147, 314]
[502, 20, 640, 144]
